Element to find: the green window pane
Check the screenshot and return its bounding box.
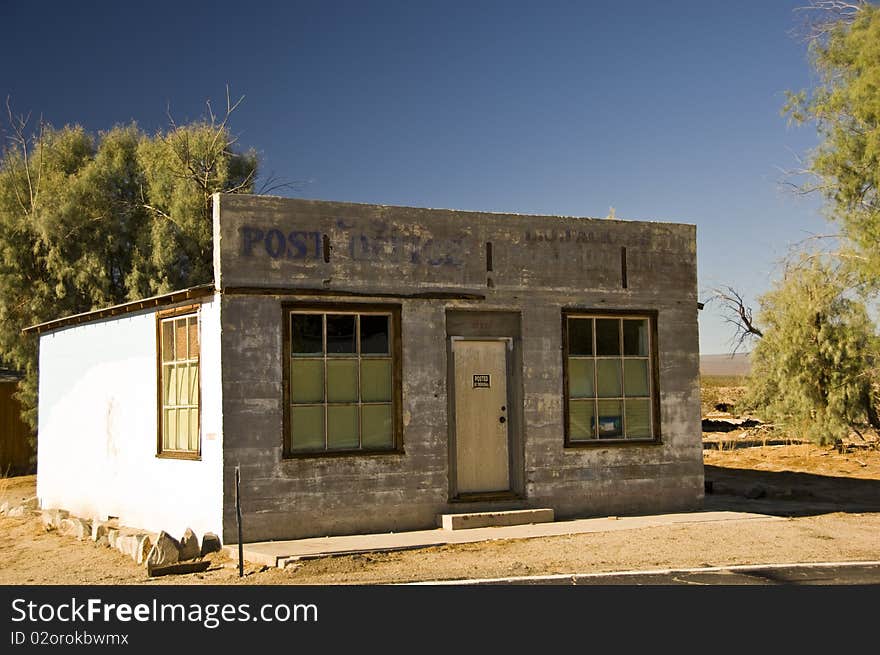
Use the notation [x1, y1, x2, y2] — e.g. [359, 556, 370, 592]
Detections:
[595, 318, 620, 356]
[327, 405, 358, 449]
[291, 314, 323, 354]
[568, 318, 593, 355]
[291, 359, 324, 403]
[596, 359, 622, 397]
[624, 360, 649, 397]
[361, 359, 392, 402]
[326, 315, 356, 354]
[188, 407, 199, 451]
[625, 399, 652, 439]
[162, 321, 174, 361]
[362, 404, 393, 448]
[177, 364, 189, 405]
[163, 364, 176, 405]
[623, 319, 648, 356]
[189, 363, 200, 405]
[292, 406, 325, 450]
[327, 359, 358, 402]
[164, 408, 177, 450]
[569, 400, 596, 441]
[361, 315, 390, 354]
[568, 358, 595, 398]
[596, 400, 623, 438]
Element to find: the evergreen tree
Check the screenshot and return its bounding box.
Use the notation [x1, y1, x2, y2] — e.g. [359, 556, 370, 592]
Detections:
[745, 254, 878, 444]
[733, 3, 880, 443]
[784, 2, 880, 282]
[0, 101, 258, 428]
[134, 117, 257, 296]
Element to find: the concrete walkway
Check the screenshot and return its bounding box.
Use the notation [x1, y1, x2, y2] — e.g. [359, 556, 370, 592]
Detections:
[234, 509, 784, 567]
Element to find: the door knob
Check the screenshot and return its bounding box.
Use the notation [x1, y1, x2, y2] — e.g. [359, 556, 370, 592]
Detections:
[499, 416, 506, 424]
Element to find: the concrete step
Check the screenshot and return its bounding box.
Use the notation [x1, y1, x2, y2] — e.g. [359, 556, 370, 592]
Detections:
[439, 508, 554, 531]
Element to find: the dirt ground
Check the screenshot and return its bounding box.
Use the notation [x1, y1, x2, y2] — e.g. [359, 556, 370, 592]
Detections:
[3, 375, 878, 585]
[3, 433, 880, 585]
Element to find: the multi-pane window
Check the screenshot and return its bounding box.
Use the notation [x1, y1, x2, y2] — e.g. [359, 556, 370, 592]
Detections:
[287, 309, 398, 454]
[159, 311, 200, 456]
[564, 313, 656, 443]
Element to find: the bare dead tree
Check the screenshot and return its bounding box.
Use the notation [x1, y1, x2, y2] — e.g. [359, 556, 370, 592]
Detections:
[4, 96, 45, 216]
[775, 146, 833, 197]
[164, 85, 307, 198]
[704, 286, 763, 355]
[144, 85, 261, 225]
[166, 91, 242, 192]
[257, 173, 311, 195]
[791, 1, 869, 42]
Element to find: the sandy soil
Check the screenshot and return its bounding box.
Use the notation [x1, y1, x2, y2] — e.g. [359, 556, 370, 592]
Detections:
[3, 440, 880, 585]
[704, 441, 880, 480]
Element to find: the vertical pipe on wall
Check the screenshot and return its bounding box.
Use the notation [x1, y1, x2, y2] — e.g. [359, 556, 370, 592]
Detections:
[235, 465, 243, 577]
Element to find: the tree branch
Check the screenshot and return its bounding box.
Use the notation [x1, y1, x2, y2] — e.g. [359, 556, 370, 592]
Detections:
[4, 97, 40, 215]
[142, 203, 182, 228]
[704, 286, 764, 355]
[792, 1, 868, 42]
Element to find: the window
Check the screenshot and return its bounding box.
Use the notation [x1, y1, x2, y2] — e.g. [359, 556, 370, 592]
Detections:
[157, 308, 200, 457]
[563, 312, 658, 444]
[284, 306, 400, 455]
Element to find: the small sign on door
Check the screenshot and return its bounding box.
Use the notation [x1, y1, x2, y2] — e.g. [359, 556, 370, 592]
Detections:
[473, 374, 491, 388]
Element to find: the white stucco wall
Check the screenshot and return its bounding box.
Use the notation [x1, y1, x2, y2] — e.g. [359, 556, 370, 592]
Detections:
[36, 296, 223, 540]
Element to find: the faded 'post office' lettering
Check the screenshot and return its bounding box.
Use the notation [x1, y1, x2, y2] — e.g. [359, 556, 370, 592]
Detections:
[238, 224, 464, 268]
[240, 227, 322, 260]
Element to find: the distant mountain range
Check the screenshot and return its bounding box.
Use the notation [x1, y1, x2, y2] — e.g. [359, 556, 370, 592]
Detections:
[700, 352, 751, 376]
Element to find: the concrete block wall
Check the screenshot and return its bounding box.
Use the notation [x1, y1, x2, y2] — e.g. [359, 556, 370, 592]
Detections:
[215, 195, 703, 542]
[517, 296, 703, 519]
[221, 295, 454, 543]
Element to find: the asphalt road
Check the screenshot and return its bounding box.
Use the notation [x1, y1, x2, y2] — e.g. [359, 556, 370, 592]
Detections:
[466, 561, 880, 585]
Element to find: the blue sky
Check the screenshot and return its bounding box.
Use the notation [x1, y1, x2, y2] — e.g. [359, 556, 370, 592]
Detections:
[1, 0, 833, 354]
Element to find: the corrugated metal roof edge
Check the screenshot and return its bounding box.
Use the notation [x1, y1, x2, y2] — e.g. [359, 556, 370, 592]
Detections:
[21, 284, 216, 336]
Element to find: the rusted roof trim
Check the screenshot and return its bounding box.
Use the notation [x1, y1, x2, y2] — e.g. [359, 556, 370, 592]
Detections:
[223, 286, 486, 301]
[22, 284, 217, 336]
[22, 283, 488, 337]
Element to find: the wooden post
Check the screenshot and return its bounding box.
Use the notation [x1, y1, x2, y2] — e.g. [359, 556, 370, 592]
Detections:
[235, 465, 243, 578]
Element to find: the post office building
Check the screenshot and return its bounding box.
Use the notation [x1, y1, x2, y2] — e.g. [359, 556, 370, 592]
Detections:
[28, 195, 703, 544]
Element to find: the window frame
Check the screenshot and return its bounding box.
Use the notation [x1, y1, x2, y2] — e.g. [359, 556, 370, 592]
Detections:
[155, 304, 202, 460]
[562, 308, 661, 448]
[282, 302, 403, 458]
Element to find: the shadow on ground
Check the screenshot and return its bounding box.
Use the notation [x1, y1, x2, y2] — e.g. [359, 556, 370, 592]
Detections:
[703, 465, 880, 517]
